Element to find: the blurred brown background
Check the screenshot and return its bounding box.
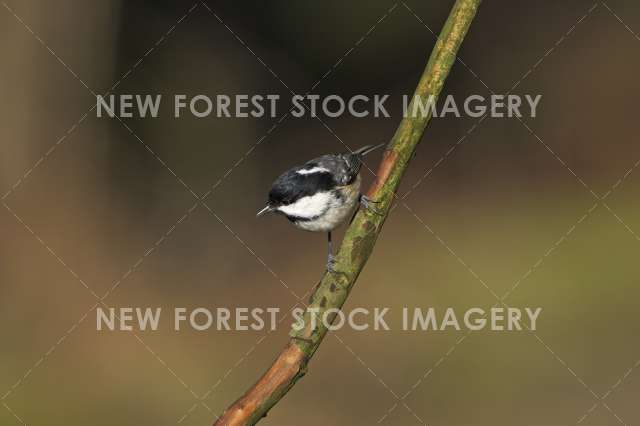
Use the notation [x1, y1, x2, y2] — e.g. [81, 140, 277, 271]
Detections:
[1, 1, 639, 425]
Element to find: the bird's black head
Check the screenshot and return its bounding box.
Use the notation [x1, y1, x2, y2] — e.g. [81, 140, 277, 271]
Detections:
[268, 166, 337, 205]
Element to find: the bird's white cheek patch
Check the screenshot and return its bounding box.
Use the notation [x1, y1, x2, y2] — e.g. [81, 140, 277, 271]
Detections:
[277, 192, 332, 218]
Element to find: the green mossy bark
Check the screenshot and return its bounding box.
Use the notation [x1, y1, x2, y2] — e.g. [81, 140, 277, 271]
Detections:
[237, 0, 481, 423]
[290, 0, 481, 356]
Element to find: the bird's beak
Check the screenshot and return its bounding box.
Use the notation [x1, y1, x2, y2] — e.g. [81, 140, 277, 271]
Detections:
[256, 205, 274, 217]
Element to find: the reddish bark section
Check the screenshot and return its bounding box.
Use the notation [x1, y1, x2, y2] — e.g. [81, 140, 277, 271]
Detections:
[214, 343, 306, 425]
[366, 148, 397, 198]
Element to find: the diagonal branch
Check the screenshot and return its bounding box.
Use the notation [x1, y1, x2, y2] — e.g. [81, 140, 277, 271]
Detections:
[213, 1, 482, 424]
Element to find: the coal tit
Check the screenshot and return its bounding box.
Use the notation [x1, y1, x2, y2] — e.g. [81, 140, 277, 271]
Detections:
[257, 143, 385, 271]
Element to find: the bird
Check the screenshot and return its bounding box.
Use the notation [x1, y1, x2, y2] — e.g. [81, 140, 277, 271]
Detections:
[256, 143, 385, 271]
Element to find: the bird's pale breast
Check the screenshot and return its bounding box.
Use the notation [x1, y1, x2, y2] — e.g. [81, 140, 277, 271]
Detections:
[293, 175, 361, 232]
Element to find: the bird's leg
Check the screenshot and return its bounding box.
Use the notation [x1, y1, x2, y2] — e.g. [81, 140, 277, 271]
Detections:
[326, 231, 336, 272]
[360, 193, 383, 215]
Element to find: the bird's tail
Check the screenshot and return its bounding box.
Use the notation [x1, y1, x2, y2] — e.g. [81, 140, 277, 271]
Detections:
[353, 143, 386, 157]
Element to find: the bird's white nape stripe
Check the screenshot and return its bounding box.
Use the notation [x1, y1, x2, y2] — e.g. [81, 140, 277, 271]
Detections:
[297, 166, 330, 175]
[276, 192, 332, 218]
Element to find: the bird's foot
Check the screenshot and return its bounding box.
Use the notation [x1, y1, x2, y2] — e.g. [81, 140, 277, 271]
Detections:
[360, 195, 383, 215]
